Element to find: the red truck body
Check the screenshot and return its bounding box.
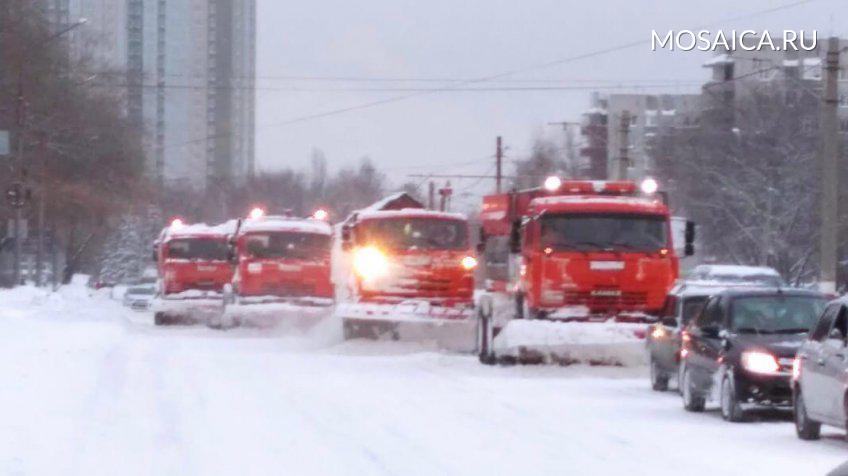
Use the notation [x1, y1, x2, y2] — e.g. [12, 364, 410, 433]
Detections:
[481, 180, 683, 321]
[152, 220, 236, 324]
[348, 209, 475, 309]
[230, 215, 334, 304]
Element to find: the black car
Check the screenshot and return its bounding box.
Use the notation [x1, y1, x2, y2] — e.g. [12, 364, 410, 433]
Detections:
[793, 298, 848, 440]
[647, 282, 718, 391]
[679, 288, 826, 421]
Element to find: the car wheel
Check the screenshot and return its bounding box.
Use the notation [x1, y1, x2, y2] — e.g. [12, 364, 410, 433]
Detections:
[794, 391, 821, 440]
[682, 366, 705, 412]
[650, 359, 669, 392]
[720, 374, 745, 422]
[154, 312, 166, 326]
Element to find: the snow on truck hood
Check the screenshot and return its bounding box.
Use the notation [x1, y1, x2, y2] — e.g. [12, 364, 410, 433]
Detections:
[160, 220, 238, 241]
[356, 208, 468, 222]
[239, 217, 333, 235]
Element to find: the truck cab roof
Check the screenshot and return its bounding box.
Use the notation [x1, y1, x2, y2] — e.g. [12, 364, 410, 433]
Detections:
[158, 220, 237, 243]
[528, 195, 669, 216]
[238, 216, 333, 236]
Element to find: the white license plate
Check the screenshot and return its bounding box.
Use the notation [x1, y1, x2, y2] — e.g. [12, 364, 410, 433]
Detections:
[197, 265, 217, 272]
[590, 261, 625, 271]
[279, 264, 302, 272]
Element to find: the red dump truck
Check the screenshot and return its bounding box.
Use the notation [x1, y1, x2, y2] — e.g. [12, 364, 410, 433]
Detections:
[476, 178, 695, 365]
[335, 193, 477, 349]
[152, 219, 236, 325]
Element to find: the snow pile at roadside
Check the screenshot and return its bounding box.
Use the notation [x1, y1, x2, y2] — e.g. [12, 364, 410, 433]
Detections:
[0, 276, 129, 323]
[493, 319, 649, 366]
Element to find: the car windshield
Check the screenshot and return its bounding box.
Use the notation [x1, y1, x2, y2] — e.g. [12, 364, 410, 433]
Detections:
[166, 238, 228, 261]
[244, 232, 330, 260]
[358, 217, 468, 250]
[730, 295, 826, 334]
[681, 296, 708, 325]
[540, 213, 668, 252]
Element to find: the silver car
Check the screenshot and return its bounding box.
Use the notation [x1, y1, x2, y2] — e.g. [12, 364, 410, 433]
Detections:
[122, 285, 156, 311]
[793, 298, 848, 440]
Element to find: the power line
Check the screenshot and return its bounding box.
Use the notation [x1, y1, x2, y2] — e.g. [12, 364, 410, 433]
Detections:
[163, 0, 820, 150]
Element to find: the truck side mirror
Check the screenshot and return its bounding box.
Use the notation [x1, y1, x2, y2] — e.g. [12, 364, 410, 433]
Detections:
[509, 220, 521, 254]
[341, 225, 353, 251]
[227, 243, 237, 263]
[152, 247, 158, 262]
[684, 221, 696, 257]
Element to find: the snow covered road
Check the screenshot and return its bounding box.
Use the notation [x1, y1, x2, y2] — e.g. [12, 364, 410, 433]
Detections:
[1, 284, 846, 475]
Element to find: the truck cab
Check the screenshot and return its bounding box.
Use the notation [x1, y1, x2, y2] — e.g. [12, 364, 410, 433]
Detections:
[229, 211, 334, 306]
[152, 219, 236, 325]
[481, 179, 695, 322]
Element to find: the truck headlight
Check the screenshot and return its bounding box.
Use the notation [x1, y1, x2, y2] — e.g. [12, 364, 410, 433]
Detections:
[741, 351, 780, 375]
[461, 256, 478, 270]
[353, 247, 388, 280]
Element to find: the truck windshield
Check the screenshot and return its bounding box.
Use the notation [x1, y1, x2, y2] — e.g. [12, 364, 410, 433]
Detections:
[540, 213, 668, 252]
[244, 232, 330, 260]
[730, 296, 826, 334]
[166, 238, 228, 261]
[358, 218, 468, 250]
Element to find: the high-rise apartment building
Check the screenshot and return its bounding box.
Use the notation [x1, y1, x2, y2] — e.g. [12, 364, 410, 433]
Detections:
[42, 0, 256, 190]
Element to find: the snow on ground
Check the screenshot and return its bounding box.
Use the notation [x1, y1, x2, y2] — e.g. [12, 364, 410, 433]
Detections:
[0, 282, 846, 475]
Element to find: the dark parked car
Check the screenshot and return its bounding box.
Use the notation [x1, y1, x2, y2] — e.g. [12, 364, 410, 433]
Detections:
[647, 282, 720, 391]
[793, 298, 848, 440]
[679, 288, 826, 421]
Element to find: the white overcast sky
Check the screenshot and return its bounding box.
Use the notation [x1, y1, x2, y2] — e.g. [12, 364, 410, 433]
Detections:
[255, 0, 846, 207]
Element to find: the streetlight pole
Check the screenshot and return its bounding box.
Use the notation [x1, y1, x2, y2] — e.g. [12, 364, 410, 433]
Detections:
[12, 17, 86, 287]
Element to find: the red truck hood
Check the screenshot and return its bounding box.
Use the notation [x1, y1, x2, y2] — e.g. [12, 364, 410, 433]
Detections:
[163, 260, 232, 293]
[538, 251, 676, 313]
[359, 248, 474, 303]
[238, 258, 333, 298]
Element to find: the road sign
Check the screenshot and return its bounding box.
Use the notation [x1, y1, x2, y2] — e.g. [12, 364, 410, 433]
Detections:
[5, 182, 26, 209]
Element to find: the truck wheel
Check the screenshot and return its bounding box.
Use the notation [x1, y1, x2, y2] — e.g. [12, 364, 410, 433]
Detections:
[682, 366, 705, 412]
[794, 391, 821, 440]
[515, 293, 525, 319]
[477, 309, 495, 365]
[720, 374, 745, 422]
[154, 312, 166, 326]
[650, 359, 669, 391]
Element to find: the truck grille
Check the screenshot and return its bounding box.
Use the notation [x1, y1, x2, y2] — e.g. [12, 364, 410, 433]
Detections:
[563, 290, 648, 308]
[262, 282, 316, 297]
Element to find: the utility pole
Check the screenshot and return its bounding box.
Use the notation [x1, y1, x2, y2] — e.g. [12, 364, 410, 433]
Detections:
[428, 181, 435, 210]
[495, 136, 503, 193]
[819, 37, 840, 294]
[438, 181, 452, 212]
[617, 110, 631, 180]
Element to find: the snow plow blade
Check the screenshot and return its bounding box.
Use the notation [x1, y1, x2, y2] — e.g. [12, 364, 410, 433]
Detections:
[336, 301, 476, 352]
[152, 295, 223, 325]
[476, 295, 651, 367]
[211, 297, 334, 331]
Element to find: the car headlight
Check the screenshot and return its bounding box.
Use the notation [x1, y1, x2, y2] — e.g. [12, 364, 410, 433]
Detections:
[353, 247, 389, 280]
[651, 326, 668, 340]
[741, 351, 781, 375]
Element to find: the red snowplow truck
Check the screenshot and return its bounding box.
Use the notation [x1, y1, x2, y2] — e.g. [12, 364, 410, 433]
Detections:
[476, 178, 695, 365]
[152, 219, 236, 325]
[335, 193, 477, 349]
[212, 208, 334, 329]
